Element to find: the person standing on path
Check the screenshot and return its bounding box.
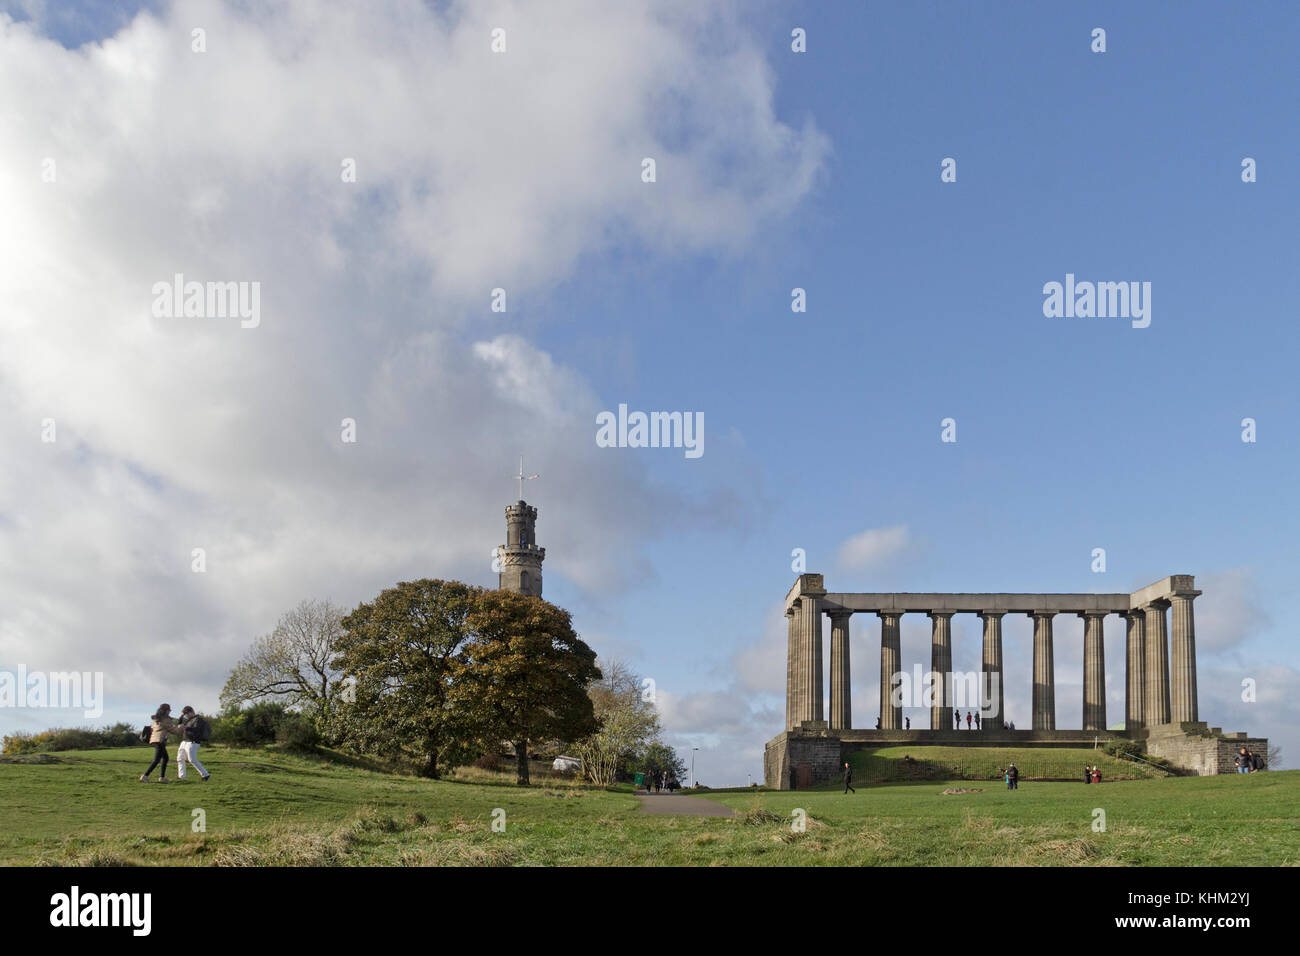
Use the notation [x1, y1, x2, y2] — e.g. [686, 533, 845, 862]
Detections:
[1007, 763, 1019, 790]
[843, 761, 855, 794]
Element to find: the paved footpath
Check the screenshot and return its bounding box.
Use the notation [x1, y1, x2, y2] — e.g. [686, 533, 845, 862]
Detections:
[636, 792, 736, 817]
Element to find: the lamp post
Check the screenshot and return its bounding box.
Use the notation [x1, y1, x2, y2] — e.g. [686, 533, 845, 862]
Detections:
[691, 748, 699, 788]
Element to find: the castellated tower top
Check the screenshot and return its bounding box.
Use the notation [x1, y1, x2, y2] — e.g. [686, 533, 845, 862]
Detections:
[499, 500, 545, 597]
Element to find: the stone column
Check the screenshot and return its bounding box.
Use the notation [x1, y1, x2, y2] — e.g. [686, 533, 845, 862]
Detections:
[1169, 588, 1201, 724]
[785, 607, 797, 730]
[1143, 601, 1171, 727]
[878, 611, 903, 730]
[928, 611, 954, 730]
[1123, 611, 1145, 735]
[1080, 611, 1107, 731]
[789, 602, 805, 727]
[828, 610, 852, 730]
[1030, 611, 1056, 730]
[979, 612, 1005, 730]
[799, 596, 823, 724]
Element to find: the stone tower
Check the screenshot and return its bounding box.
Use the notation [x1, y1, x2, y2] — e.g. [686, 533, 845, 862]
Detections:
[498, 500, 545, 597]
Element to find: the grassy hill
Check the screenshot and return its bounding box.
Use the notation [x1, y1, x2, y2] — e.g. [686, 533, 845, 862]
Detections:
[839, 745, 1169, 786]
[1, 745, 1295, 866]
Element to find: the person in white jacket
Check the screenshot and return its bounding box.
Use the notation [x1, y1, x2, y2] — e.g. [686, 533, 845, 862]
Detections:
[175, 706, 211, 781]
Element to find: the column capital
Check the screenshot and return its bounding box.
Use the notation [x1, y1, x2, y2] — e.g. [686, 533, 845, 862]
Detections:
[785, 607, 795, 618]
[926, 610, 955, 621]
[1142, 598, 1171, 612]
[1169, 589, 1203, 600]
[1027, 610, 1057, 620]
[876, 610, 903, 622]
[826, 608, 853, 621]
[978, 610, 1006, 620]
[1077, 610, 1108, 621]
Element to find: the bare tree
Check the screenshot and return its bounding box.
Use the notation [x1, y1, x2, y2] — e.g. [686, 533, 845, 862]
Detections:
[1267, 743, 1283, 770]
[221, 599, 346, 715]
[573, 659, 660, 786]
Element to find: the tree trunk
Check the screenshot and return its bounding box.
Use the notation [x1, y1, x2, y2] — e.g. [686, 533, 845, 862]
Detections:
[425, 735, 440, 779]
[515, 739, 529, 786]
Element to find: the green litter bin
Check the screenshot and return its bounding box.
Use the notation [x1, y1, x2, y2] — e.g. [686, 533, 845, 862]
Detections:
[634, 772, 645, 787]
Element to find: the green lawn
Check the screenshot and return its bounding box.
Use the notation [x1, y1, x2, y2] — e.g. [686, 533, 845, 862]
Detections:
[1, 746, 1295, 866]
[839, 745, 1169, 785]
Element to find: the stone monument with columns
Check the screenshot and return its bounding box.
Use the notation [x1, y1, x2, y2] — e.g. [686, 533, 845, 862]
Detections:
[764, 572, 1267, 788]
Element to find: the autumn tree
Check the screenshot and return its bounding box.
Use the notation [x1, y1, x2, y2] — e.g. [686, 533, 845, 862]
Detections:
[221, 599, 346, 717]
[455, 590, 601, 785]
[330, 579, 479, 778]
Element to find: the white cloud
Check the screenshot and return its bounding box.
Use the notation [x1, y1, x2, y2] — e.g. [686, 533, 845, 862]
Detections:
[0, 0, 828, 722]
[836, 524, 911, 572]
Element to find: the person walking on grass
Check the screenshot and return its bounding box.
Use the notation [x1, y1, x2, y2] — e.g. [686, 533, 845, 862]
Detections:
[175, 706, 211, 782]
[843, 761, 855, 795]
[140, 703, 181, 783]
[1084, 764, 1091, 784]
[1006, 763, 1019, 790]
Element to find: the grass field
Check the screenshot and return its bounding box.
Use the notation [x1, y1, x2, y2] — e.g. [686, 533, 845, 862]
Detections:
[838, 745, 1170, 785]
[1, 746, 1295, 866]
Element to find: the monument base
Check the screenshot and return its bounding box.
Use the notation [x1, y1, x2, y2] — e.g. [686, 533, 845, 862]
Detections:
[763, 721, 1269, 789]
[1138, 722, 1269, 776]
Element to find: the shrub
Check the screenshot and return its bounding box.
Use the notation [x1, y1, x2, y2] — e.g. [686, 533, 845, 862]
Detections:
[212, 702, 314, 747]
[474, 751, 503, 771]
[2, 723, 144, 755]
[1103, 738, 1143, 760]
[276, 712, 321, 752]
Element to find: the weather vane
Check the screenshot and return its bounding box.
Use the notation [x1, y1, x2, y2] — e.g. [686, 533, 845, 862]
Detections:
[514, 455, 539, 500]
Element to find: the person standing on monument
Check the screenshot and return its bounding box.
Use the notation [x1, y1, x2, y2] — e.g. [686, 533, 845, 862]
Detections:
[965, 712, 972, 730]
[953, 708, 960, 729]
[905, 716, 910, 730]
[975, 713, 981, 730]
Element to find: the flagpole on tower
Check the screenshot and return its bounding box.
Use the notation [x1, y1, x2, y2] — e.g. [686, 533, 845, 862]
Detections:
[514, 455, 539, 500]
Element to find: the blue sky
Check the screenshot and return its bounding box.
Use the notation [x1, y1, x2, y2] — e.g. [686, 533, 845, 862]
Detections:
[1, 0, 1296, 785]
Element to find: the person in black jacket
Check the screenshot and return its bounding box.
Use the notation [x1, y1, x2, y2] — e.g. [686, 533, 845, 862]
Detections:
[1006, 763, 1019, 790]
[1235, 748, 1251, 774]
[842, 761, 855, 794]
